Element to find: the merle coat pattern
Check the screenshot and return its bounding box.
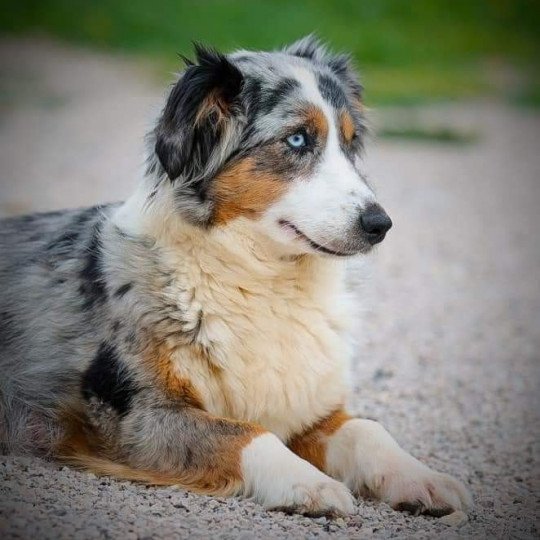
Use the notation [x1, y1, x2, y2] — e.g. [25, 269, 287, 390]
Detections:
[0, 37, 471, 517]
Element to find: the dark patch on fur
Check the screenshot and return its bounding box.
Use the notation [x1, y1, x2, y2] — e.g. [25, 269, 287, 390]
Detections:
[183, 446, 194, 468]
[395, 501, 425, 516]
[0, 309, 21, 347]
[328, 55, 363, 99]
[81, 342, 139, 416]
[114, 283, 132, 298]
[317, 73, 347, 108]
[46, 207, 99, 254]
[258, 78, 299, 115]
[187, 310, 204, 345]
[425, 507, 454, 517]
[79, 220, 107, 311]
[112, 224, 128, 239]
[241, 76, 262, 120]
[46, 230, 79, 254]
[111, 320, 122, 333]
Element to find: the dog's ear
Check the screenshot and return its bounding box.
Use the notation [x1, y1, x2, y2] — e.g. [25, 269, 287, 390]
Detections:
[153, 44, 245, 184]
[284, 34, 329, 63]
[284, 35, 363, 100]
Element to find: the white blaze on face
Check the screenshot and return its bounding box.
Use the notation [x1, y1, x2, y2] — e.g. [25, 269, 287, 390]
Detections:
[260, 68, 376, 255]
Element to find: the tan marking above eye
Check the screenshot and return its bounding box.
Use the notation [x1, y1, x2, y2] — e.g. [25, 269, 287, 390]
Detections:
[211, 157, 288, 225]
[340, 110, 356, 144]
[301, 104, 329, 141]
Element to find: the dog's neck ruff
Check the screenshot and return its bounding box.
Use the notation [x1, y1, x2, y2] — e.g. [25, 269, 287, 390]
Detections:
[111, 183, 352, 439]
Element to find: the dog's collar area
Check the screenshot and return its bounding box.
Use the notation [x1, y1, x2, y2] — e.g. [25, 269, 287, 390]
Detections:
[278, 219, 356, 257]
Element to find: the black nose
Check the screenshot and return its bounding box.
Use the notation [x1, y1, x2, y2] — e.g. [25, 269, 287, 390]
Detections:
[360, 204, 393, 245]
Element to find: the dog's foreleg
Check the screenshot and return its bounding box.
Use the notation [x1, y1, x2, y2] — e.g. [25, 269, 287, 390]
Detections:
[289, 410, 472, 516]
[65, 401, 353, 516]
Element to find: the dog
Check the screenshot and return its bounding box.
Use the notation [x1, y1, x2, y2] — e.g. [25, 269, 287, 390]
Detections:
[0, 36, 471, 517]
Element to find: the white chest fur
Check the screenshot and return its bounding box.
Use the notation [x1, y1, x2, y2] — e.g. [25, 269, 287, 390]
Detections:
[113, 196, 354, 441]
[161, 222, 353, 441]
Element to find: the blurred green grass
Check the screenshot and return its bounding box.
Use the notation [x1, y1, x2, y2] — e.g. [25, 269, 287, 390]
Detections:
[2, 0, 540, 106]
[378, 126, 478, 144]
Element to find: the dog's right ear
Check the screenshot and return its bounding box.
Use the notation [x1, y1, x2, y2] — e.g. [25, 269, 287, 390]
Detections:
[285, 35, 363, 102]
[153, 44, 245, 185]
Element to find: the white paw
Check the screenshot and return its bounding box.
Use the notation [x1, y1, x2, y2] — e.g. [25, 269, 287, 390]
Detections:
[242, 433, 354, 516]
[326, 419, 472, 517]
[273, 476, 354, 517]
[370, 456, 473, 516]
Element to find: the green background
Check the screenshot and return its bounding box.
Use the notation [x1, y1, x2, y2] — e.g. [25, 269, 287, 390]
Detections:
[2, 0, 540, 106]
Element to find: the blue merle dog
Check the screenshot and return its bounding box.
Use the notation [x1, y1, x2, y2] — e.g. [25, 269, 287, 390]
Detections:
[0, 37, 471, 517]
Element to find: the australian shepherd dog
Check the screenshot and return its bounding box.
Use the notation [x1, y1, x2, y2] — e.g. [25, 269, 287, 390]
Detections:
[0, 37, 471, 517]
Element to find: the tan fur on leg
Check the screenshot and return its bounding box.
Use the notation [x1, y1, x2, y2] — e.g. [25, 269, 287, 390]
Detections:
[288, 408, 351, 471]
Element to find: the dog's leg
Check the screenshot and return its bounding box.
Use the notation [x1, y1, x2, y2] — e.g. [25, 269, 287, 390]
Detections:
[62, 402, 353, 516]
[289, 409, 472, 516]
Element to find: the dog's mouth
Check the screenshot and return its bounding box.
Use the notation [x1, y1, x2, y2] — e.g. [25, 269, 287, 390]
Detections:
[278, 220, 357, 257]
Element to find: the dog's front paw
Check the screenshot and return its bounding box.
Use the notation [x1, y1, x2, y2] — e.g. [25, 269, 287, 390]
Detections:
[327, 419, 472, 517]
[278, 473, 354, 517]
[369, 456, 473, 517]
[274, 476, 355, 517]
[242, 433, 354, 516]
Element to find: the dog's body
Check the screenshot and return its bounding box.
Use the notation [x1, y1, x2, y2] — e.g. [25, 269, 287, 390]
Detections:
[0, 37, 471, 516]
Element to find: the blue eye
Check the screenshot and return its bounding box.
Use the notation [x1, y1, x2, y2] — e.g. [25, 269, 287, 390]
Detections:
[286, 132, 307, 148]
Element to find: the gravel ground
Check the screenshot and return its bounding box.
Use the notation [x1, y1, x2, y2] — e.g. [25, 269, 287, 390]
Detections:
[1, 38, 539, 539]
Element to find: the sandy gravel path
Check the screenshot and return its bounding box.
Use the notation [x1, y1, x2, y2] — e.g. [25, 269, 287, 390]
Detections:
[1, 38, 539, 539]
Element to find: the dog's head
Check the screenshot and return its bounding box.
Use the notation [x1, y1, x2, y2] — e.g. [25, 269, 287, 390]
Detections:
[148, 36, 392, 256]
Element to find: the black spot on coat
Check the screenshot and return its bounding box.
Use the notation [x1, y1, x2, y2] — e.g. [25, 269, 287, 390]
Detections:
[81, 342, 139, 416]
[258, 78, 299, 115]
[79, 221, 107, 310]
[114, 283, 133, 298]
[46, 207, 99, 254]
[317, 73, 347, 108]
[0, 310, 21, 347]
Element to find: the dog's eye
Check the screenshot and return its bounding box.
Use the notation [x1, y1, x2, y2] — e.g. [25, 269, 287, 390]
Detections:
[286, 132, 307, 149]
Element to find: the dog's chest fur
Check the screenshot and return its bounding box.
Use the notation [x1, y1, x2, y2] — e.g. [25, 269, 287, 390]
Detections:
[149, 222, 352, 441]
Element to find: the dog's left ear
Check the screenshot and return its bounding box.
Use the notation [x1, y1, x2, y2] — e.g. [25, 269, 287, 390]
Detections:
[284, 35, 363, 100]
[153, 44, 245, 188]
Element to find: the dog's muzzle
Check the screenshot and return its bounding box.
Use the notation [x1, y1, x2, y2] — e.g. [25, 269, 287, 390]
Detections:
[359, 204, 393, 245]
